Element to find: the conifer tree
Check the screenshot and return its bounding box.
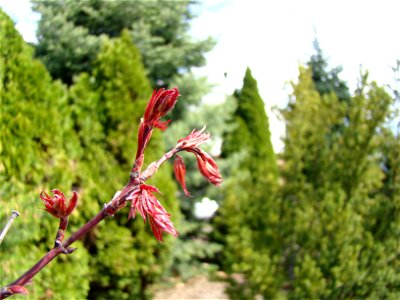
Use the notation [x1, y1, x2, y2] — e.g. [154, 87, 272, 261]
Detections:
[32, 0, 214, 87]
[1, 10, 90, 299]
[68, 31, 179, 299]
[217, 68, 281, 297]
[280, 67, 398, 298]
[221, 68, 278, 179]
[308, 40, 351, 102]
[1, 12, 180, 298]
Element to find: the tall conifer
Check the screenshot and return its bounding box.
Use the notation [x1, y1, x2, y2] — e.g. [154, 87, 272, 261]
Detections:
[217, 68, 281, 297]
[280, 67, 398, 298]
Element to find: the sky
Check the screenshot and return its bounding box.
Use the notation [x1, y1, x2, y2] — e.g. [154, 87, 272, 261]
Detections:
[1, 0, 399, 152]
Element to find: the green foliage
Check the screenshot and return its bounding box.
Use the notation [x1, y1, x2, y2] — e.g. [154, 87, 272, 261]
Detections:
[167, 220, 222, 281]
[1, 12, 179, 299]
[216, 68, 281, 297]
[69, 30, 180, 299]
[216, 60, 399, 298]
[1, 9, 90, 299]
[222, 68, 278, 179]
[279, 67, 399, 298]
[32, 1, 221, 281]
[308, 40, 351, 102]
[32, 0, 214, 87]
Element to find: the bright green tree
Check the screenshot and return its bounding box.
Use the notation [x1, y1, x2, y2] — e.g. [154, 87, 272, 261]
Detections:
[221, 68, 278, 178]
[32, 0, 214, 87]
[0, 10, 90, 299]
[1, 11, 180, 299]
[280, 67, 399, 298]
[216, 68, 282, 297]
[68, 31, 179, 299]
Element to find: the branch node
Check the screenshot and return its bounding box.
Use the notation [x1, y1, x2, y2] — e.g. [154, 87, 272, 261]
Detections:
[65, 247, 77, 254]
[130, 171, 139, 180]
[56, 243, 76, 255]
[103, 203, 115, 217]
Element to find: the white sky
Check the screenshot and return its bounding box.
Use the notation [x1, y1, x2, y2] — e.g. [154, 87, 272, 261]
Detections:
[1, 0, 399, 152]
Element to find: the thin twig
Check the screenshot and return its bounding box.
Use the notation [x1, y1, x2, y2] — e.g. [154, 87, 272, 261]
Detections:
[0, 210, 20, 245]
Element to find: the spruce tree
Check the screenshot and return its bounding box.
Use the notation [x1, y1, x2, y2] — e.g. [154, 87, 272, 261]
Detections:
[32, 0, 214, 87]
[308, 40, 351, 102]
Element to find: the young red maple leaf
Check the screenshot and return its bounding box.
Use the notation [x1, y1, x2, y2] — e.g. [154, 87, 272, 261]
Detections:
[174, 127, 223, 187]
[135, 88, 180, 162]
[173, 155, 191, 196]
[127, 184, 177, 241]
[39, 189, 78, 219]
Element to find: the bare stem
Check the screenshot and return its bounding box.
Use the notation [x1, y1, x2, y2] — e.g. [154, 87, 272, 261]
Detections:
[0, 210, 20, 245]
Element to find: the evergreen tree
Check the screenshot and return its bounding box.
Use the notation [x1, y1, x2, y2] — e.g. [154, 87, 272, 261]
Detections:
[221, 68, 278, 178]
[1, 11, 179, 299]
[216, 64, 399, 298]
[308, 40, 351, 102]
[280, 67, 399, 298]
[1, 10, 90, 299]
[216, 68, 281, 297]
[32, 0, 214, 87]
[69, 31, 179, 299]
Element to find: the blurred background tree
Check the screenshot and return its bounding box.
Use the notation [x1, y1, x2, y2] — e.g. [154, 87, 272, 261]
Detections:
[1, 10, 90, 299]
[2, 3, 399, 298]
[69, 30, 180, 299]
[215, 68, 282, 298]
[213, 47, 399, 299]
[279, 66, 399, 298]
[307, 39, 351, 102]
[1, 11, 179, 299]
[32, 0, 214, 88]
[32, 0, 222, 287]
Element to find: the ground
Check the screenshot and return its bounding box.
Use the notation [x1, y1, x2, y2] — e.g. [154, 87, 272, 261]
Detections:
[153, 275, 228, 300]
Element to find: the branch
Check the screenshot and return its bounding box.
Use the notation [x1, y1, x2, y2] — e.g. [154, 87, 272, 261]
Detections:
[1, 88, 222, 299]
[0, 146, 179, 299]
[0, 210, 20, 245]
